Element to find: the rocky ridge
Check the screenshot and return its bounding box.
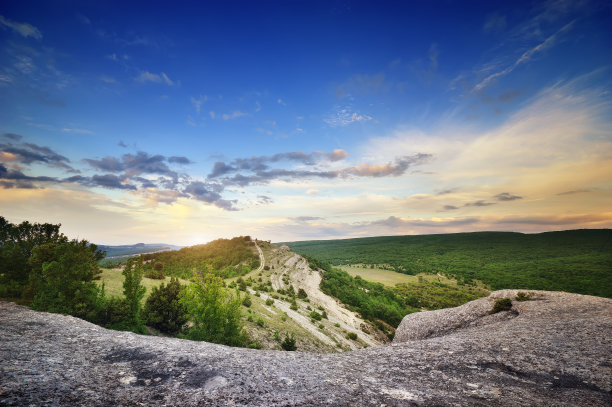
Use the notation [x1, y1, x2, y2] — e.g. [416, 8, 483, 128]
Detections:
[1, 290, 611, 406]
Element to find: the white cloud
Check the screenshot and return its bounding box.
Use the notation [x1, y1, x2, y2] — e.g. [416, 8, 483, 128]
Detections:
[135, 71, 174, 85]
[62, 128, 94, 135]
[190, 95, 207, 114]
[0, 15, 42, 39]
[325, 107, 373, 127]
[222, 111, 247, 120]
[474, 21, 574, 91]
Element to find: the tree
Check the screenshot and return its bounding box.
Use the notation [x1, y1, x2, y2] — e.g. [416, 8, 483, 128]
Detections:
[143, 277, 188, 335]
[0, 216, 70, 299]
[180, 267, 248, 346]
[122, 257, 146, 332]
[27, 239, 105, 321]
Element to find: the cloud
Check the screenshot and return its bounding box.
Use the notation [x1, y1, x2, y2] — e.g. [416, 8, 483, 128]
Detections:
[0, 137, 78, 172]
[135, 71, 174, 85]
[0, 163, 56, 184]
[84, 151, 179, 178]
[118, 141, 128, 148]
[429, 43, 439, 71]
[483, 13, 507, 33]
[222, 111, 247, 120]
[464, 200, 496, 207]
[474, 21, 575, 91]
[0, 15, 42, 39]
[208, 149, 350, 178]
[325, 107, 373, 127]
[442, 205, 459, 211]
[62, 128, 94, 135]
[183, 181, 236, 211]
[495, 192, 523, 201]
[168, 156, 193, 165]
[292, 216, 323, 222]
[90, 174, 136, 190]
[257, 195, 273, 204]
[191, 95, 207, 114]
[557, 189, 591, 196]
[214, 153, 431, 187]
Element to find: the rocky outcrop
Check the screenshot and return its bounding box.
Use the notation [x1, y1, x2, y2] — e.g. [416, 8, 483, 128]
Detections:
[1, 290, 611, 406]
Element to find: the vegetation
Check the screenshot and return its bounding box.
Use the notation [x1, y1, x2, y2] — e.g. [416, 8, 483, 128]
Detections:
[281, 333, 297, 351]
[0, 216, 76, 299]
[143, 277, 188, 335]
[320, 267, 415, 327]
[490, 298, 513, 314]
[283, 230, 612, 298]
[515, 291, 531, 301]
[27, 239, 105, 321]
[179, 268, 248, 346]
[122, 258, 146, 332]
[140, 236, 258, 279]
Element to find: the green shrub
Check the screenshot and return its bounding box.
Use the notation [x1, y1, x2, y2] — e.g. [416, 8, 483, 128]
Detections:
[144, 269, 165, 279]
[142, 277, 188, 335]
[297, 288, 308, 299]
[265, 298, 274, 306]
[346, 332, 358, 340]
[281, 333, 297, 351]
[310, 311, 322, 321]
[256, 317, 265, 327]
[490, 297, 513, 314]
[515, 291, 531, 301]
[242, 295, 252, 307]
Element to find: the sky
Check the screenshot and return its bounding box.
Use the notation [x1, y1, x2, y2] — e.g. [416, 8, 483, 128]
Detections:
[0, 0, 611, 245]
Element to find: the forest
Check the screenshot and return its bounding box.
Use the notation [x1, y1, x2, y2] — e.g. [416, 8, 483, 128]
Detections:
[284, 230, 612, 298]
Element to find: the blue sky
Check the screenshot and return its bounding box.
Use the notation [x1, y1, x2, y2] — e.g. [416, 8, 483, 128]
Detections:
[1, 0, 611, 245]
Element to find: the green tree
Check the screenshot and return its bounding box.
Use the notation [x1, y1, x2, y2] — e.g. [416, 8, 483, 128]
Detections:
[0, 216, 70, 299]
[180, 268, 248, 346]
[27, 239, 104, 321]
[143, 277, 188, 335]
[122, 258, 146, 332]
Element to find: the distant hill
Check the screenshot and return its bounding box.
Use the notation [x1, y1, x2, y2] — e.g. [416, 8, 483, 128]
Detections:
[98, 243, 183, 258]
[140, 236, 259, 279]
[281, 229, 612, 298]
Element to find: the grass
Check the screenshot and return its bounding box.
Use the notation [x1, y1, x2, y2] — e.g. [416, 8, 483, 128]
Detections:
[97, 268, 190, 299]
[340, 265, 443, 286]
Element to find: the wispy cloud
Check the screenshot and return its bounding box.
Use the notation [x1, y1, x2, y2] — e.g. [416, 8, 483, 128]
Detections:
[222, 110, 247, 120]
[325, 107, 372, 127]
[135, 71, 174, 85]
[474, 20, 575, 91]
[190, 95, 207, 114]
[62, 127, 94, 135]
[0, 15, 42, 39]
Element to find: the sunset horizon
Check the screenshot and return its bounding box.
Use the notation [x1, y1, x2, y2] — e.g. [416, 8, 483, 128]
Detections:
[1, 0, 611, 245]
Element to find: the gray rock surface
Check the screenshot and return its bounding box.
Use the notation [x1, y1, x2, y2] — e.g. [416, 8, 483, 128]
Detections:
[1, 290, 611, 406]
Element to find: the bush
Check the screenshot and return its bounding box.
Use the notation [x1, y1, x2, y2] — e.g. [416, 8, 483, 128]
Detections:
[515, 291, 531, 301]
[142, 277, 188, 335]
[242, 295, 252, 307]
[281, 333, 297, 351]
[290, 298, 298, 311]
[256, 317, 265, 327]
[346, 332, 358, 340]
[180, 269, 248, 347]
[144, 269, 165, 279]
[297, 288, 308, 299]
[490, 297, 513, 314]
[265, 298, 274, 306]
[310, 311, 322, 321]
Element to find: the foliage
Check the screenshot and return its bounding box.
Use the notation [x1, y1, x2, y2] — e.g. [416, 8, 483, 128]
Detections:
[179, 268, 248, 347]
[309, 311, 322, 321]
[27, 240, 105, 321]
[346, 332, 358, 340]
[242, 295, 252, 307]
[490, 298, 513, 314]
[297, 288, 308, 299]
[281, 333, 297, 351]
[144, 269, 165, 279]
[142, 277, 188, 335]
[283, 230, 612, 298]
[0, 216, 73, 299]
[122, 258, 146, 331]
[140, 236, 258, 279]
[320, 268, 415, 327]
[392, 279, 486, 310]
[265, 298, 274, 306]
[515, 291, 531, 301]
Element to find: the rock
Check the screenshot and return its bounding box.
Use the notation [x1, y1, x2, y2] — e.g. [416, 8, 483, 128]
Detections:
[1, 291, 611, 406]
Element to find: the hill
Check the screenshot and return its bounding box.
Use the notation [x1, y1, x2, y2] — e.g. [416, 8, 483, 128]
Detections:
[1, 290, 610, 406]
[282, 229, 612, 298]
